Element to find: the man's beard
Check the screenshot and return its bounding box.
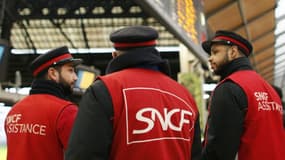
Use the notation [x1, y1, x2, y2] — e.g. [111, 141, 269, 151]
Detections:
[58, 75, 73, 97]
[213, 54, 230, 76]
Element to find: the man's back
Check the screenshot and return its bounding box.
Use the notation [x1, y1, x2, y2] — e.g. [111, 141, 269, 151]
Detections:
[100, 68, 200, 160]
[5, 94, 70, 160]
[66, 25, 201, 160]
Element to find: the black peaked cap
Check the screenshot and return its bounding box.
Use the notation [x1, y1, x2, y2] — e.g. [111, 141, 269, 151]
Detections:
[30, 46, 82, 77]
[202, 30, 253, 56]
[110, 25, 159, 50]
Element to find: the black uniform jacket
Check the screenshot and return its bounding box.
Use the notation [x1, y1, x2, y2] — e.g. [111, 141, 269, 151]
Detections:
[202, 57, 251, 160]
[65, 47, 202, 160]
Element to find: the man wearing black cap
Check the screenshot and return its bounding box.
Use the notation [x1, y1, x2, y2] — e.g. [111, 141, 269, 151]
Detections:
[201, 30, 285, 160]
[5, 46, 82, 160]
[66, 26, 202, 160]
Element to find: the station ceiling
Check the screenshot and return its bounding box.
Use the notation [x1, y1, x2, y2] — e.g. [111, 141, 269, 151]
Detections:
[204, 0, 277, 84]
[0, 0, 282, 88]
[1, 0, 181, 87]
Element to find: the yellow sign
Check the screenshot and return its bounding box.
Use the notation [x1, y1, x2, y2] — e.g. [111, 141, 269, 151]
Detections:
[176, 0, 198, 44]
[78, 71, 95, 89]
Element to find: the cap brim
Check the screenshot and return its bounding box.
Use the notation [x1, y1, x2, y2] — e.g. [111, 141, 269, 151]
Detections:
[69, 58, 83, 66]
[202, 40, 212, 54]
[56, 58, 83, 66]
[202, 40, 232, 54]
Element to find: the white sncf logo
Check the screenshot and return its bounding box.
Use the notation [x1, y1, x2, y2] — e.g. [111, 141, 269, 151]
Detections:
[133, 107, 193, 134]
[123, 87, 195, 144]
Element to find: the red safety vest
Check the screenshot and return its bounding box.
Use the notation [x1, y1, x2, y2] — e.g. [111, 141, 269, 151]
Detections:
[99, 68, 199, 160]
[5, 94, 73, 160]
[226, 70, 285, 160]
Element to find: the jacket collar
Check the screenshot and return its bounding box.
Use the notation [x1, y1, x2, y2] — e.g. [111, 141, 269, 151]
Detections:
[29, 79, 69, 100]
[105, 47, 170, 76]
[219, 57, 253, 80]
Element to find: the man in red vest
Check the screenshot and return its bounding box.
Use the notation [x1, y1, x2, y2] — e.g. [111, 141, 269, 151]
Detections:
[66, 26, 202, 160]
[5, 46, 82, 160]
[201, 30, 285, 160]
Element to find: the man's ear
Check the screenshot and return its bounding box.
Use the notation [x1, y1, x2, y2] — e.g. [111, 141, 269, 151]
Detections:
[47, 67, 59, 81]
[229, 45, 240, 60]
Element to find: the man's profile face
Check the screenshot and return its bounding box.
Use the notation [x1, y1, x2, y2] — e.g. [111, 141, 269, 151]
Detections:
[208, 44, 231, 74]
[56, 63, 78, 92]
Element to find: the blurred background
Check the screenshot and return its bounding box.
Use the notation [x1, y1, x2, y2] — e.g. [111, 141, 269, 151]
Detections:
[1, 0, 285, 159]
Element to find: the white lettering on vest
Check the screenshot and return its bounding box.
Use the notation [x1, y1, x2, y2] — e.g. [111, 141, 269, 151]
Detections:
[133, 107, 193, 134]
[254, 92, 268, 101]
[254, 91, 283, 114]
[6, 114, 22, 124]
[5, 114, 47, 136]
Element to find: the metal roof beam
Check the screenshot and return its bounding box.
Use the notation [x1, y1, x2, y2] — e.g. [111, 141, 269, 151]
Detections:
[253, 43, 275, 56]
[232, 7, 275, 32]
[259, 65, 274, 76]
[254, 56, 274, 72]
[275, 30, 285, 39]
[80, 18, 90, 49]
[274, 63, 285, 73]
[14, 1, 144, 20]
[275, 51, 285, 65]
[263, 71, 274, 81]
[205, 0, 236, 18]
[273, 69, 285, 78]
[275, 48, 285, 59]
[275, 43, 285, 53]
[1, 0, 16, 40]
[237, 0, 250, 40]
[50, 19, 76, 48]
[249, 30, 275, 71]
[251, 28, 275, 42]
[276, 13, 285, 21]
[17, 20, 36, 52]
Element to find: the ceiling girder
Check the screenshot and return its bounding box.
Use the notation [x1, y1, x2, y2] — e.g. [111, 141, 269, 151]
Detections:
[13, 0, 145, 20]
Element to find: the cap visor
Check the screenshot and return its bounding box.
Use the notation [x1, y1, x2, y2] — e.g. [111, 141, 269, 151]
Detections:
[202, 41, 212, 54]
[202, 40, 232, 54]
[56, 58, 83, 66]
[70, 58, 83, 66]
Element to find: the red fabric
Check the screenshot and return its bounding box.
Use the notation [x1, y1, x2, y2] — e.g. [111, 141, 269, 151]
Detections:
[226, 70, 285, 160]
[114, 40, 156, 48]
[5, 94, 77, 160]
[57, 104, 78, 150]
[99, 68, 199, 160]
[214, 36, 249, 54]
